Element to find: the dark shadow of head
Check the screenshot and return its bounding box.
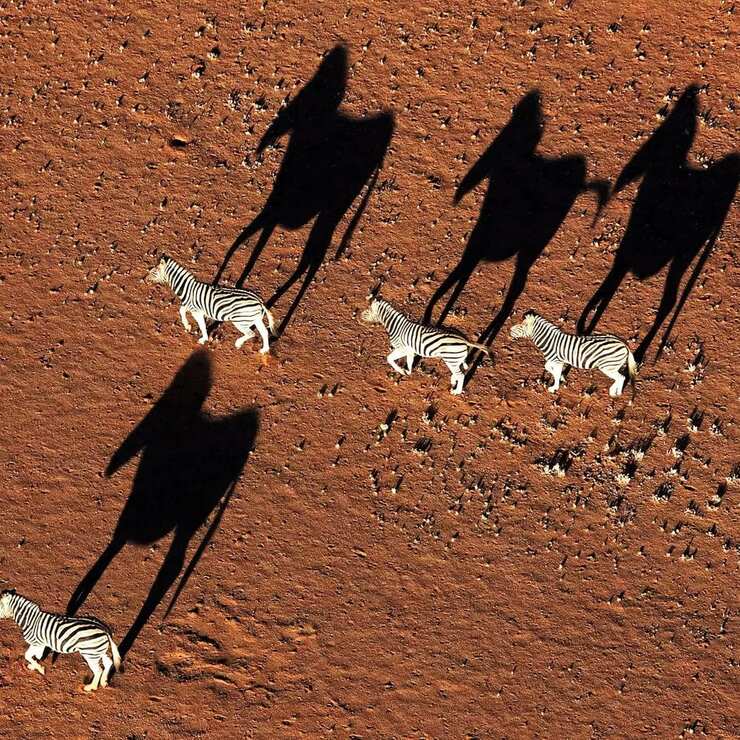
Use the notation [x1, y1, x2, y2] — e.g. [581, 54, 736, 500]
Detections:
[578, 84, 739, 361]
[257, 44, 347, 146]
[613, 85, 697, 194]
[452, 91, 543, 210]
[426, 89, 608, 352]
[67, 350, 259, 656]
[216, 43, 394, 332]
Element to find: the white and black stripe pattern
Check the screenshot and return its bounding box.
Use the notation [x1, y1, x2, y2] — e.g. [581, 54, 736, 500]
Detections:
[510, 310, 637, 396]
[361, 297, 489, 394]
[0, 589, 121, 691]
[146, 255, 276, 353]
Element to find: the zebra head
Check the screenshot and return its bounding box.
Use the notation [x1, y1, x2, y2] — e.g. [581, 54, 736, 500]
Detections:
[360, 297, 383, 324]
[146, 255, 172, 285]
[510, 311, 539, 339]
[0, 589, 16, 618]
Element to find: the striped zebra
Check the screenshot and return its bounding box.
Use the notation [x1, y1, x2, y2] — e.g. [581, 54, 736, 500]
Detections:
[510, 310, 637, 396]
[146, 255, 276, 353]
[0, 589, 122, 692]
[361, 296, 490, 395]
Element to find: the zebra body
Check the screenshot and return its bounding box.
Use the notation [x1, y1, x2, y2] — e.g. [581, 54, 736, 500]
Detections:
[0, 589, 121, 691]
[510, 311, 637, 396]
[361, 297, 489, 394]
[146, 255, 276, 353]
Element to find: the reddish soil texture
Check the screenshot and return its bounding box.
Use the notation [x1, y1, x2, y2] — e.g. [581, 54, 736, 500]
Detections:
[0, 0, 738, 737]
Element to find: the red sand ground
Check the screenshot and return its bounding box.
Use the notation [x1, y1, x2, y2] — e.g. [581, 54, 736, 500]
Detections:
[0, 0, 737, 737]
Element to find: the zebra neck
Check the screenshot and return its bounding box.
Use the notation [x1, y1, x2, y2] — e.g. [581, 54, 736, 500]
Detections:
[165, 262, 198, 301]
[530, 318, 561, 351]
[377, 302, 402, 329]
[8, 594, 39, 626]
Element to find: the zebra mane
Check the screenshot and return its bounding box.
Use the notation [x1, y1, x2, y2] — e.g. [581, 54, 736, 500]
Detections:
[368, 295, 390, 312]
[163, 256, 195, 279]
[374, 297, 402, 318]
[2, 590, 39, 614]
[368, 283, 383, 300]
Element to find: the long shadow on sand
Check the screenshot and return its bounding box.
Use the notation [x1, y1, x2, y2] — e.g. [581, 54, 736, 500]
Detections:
[67, 351, 258, 657]
[215, 44, 394, 334]
[424, 90, 608, 380]
[578, 85, 738, 363]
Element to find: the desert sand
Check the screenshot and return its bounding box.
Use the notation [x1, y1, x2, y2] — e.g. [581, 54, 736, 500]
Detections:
[0, 0, 737, 736]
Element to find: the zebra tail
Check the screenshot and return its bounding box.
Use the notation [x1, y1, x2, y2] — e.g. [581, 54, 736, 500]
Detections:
[109, 635, 123, 672]
[264, 307, 277, 336]
[627, 351, 638, 380]
[465, 341, 491, 355]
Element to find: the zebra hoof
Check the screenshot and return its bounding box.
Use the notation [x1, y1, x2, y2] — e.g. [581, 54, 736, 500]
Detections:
[547, 386, 558, 394]
[259, 347, 270, 354]
[197, 337, 208, 345]
[83, 683, 96, 692]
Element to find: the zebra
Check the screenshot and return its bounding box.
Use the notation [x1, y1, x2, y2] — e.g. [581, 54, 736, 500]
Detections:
[509, 310, 637, 396]
[146, 255, 277, 353]
[0, 589, 122, 692]
[360, 296, 490, 395]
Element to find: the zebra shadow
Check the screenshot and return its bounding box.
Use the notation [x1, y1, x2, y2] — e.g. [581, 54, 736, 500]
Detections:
[215, 44, 394, 335]
[424, 90, 608, 379]
[66, 351, 258, 657]
[578, 85, 739, 363]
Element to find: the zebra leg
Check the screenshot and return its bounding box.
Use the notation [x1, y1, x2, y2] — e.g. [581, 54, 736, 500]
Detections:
[446, 362, 466, 395]
[405, 350, 415, 375]
[192, 311, 209, 345]
[604, 369, 626, 397]
[544, 360, 564, 393]
[451, 372, 465, 395]
[254, 320, 270, 354]
[99, 654, 113, 687]
[234, 330, 255, 349]
[24, 644, 45, 674]
[31, 644, 46, 671]
[233, 321, 255, 349]
[179, 306, 191, 332]
[83, 654, 104, 692]
[387, 348, 407, 375]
